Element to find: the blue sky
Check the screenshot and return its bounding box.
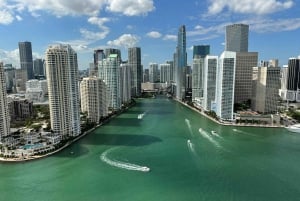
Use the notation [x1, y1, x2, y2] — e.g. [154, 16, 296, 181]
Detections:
[0, 0, 300, 69]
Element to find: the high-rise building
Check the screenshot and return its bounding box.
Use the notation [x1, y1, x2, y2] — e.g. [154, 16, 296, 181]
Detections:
[120, 63, 132, 103]
[105, 48, 122, 62]
[46, 44, 81, 138]
[98, 54, 121, 110]
[234, 52, 258, 103]
[252, 65, 281, 113]
[286, 57, 300, 102]
[19, 41, 34, 79]
[0, 63, 10, 144]
[192, 57, 205, 104]
[33, 58, 45, 77]
[160, 63, 171, 83]
[128, 47, 142, 97]
[92, 49, 105, 76]
[143, 69, 149, 83]
[279, 65, 288, 100]
[14, 69, 28, 92]
[149, 63, 159, 83]
[166, 60, 175, 82]
[225, 24, 249, 52]
[192, 45, 210, 104]
[80, 77, 108, 123]
[203, 56, 218, 111]
[4, 65, 15, 93]
[215, 51, 236, 121]
[193, 45, 210, 59]
[175, 25, 187, 100]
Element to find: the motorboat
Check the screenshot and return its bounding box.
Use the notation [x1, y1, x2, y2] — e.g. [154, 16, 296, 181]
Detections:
[286, 124, 300, 133]
[141, 166, 150, 172]
[211, 130, 217, 135]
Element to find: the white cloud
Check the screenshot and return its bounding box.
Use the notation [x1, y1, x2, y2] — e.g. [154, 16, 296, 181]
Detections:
[13, 0, 106, 17]
[163, 34, 177, 41]
[107, 34, 140, 48]
[0, 0, 155, 24]
[0, 10, 14, 25]
[0, 49, 19, 66]
[146, 31, 162, 38]
[55, 40, 92, 53]
[15, 15, 23, 21]
[106, 0, 155, 16]
[80, 16, 110, 41]
[243, 18, 300, 33]
[207, 0, 294, 15]
[79, 29, 107, 40]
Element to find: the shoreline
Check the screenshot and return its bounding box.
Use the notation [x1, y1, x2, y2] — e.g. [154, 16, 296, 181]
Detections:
[0, 101, 135, 163]
[176, 99, 283, 128]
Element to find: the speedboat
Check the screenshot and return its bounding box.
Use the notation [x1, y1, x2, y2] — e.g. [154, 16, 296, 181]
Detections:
[286, 124, 300, 133]
[211, 130, 217, 135]
[141, 166, 150, 172]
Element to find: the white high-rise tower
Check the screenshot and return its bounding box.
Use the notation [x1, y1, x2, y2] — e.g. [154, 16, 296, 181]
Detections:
[45, 44, 81, 138]
[0, 62, 10, 144]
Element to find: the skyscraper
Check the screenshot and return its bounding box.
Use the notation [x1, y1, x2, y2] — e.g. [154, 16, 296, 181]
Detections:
[149, 63, 159, 83]
[192, 57, 205, 103]
[286, 57, 300, 102]
[234, 52, 258, 103]
[175, 25, 187, 100]
[128, 47, 142, 97]
[19, 41, 34, 79]
[80, 77, 108, 123]
[225, 24, 249, 52]
[215, 51, 236, 120]
[98, 54, 121, 110]
[192, 45, 210, 103]
[193, 45, 210, 59]
[120, 63, 132, 103]
[252, 65, 281, 113]
[160, 63, 171, 83]
[0, 63, 10, 144]
[203, 56, 218, 111]
[46, 44, 81, 138]
[33, 58, 45, 77]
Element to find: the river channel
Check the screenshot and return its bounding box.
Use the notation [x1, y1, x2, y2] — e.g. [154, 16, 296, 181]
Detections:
[1, 96, 300, 201]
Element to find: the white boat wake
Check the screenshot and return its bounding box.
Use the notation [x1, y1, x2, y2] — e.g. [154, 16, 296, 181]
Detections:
[100, 148, 150, 172]
[185, 118, 194, 137]
[199, 128, 222, 148]
[187, 139, 196, 154]
[232, 128, 256, 136]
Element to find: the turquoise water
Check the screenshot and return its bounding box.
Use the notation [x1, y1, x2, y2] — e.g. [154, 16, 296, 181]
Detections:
[21, 143, 44, 150]
[1, 96, 300, 201]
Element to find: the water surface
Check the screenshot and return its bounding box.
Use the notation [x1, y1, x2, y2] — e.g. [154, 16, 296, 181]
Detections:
[1, 96, 300, 201]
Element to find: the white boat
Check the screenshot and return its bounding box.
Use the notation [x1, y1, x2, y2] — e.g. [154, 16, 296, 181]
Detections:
[141, 166, 150, 172]
[211, 131, 217, 135]
[286, 124, 300, 133]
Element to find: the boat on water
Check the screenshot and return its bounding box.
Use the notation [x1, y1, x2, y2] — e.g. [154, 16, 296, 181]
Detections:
[286, 124, 300, 133]
[141, 166, 150, 172]
[211, 131, 217, 135]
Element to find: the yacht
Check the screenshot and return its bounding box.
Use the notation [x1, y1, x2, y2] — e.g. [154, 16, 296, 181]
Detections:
[286, 124, 300, 133]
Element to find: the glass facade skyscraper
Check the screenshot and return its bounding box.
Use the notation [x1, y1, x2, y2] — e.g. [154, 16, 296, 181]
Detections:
[128, 47, 142, 97]
[193, 45, 210, 59]
[19, 41, 34, 80]
[175, 25, 187, 100]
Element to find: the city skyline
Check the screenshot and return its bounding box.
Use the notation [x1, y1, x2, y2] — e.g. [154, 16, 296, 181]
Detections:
[0, 0, 300, 69]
